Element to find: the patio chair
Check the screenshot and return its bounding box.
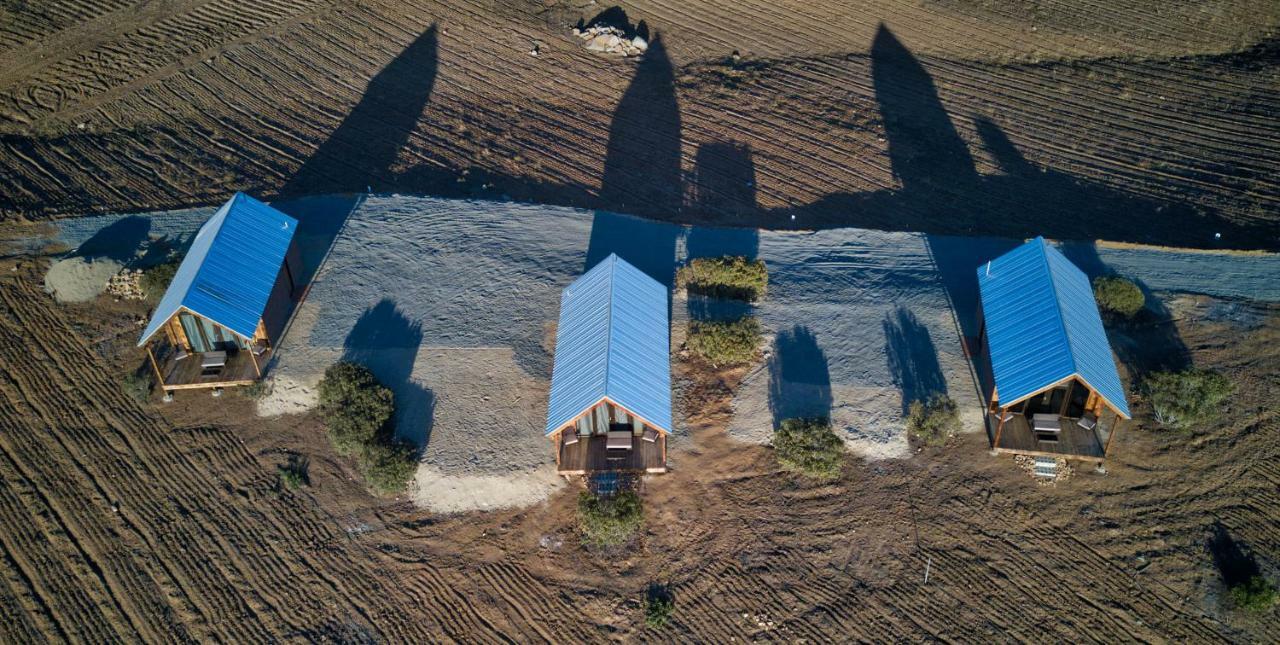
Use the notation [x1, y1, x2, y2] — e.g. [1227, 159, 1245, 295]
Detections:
[1077, 414, 1098, 431]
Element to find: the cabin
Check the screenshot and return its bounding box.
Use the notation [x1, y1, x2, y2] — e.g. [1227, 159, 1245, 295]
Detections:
[138, 193, 301, 397]
[545, 254, 672, 476]
[974, 237, 1131, 463]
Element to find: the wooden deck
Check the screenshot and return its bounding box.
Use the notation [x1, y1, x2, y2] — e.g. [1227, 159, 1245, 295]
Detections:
[994, 414, 1105, 461]
[157, 349, 268, 391]
[558, 433, 666, 475]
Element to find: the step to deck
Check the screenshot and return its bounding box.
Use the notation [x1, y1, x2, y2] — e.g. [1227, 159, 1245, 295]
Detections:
[1033, 457, 1058, 478]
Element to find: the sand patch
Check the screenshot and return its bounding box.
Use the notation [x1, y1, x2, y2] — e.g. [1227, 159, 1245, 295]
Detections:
[44, 257, 123, 302]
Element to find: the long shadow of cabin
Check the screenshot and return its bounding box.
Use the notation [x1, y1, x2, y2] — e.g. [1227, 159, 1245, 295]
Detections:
[342, 299, 436, 450]
[585, 32, 683, 286]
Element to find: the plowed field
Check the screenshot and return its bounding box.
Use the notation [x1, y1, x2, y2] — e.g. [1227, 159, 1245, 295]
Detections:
[2, 0, 1280, 640]
[0, 0, 1277, 248]
[1, 258, 1278, 640]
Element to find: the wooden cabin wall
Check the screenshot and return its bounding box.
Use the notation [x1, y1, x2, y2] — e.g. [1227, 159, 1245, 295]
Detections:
[165, 315, 189, 351]
[259, 238, 301, 347]
[572, 401, 651, 437]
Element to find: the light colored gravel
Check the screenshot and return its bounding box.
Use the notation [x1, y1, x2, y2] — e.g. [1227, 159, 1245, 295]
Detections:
[37, 194, 1280, 510]
[44, 257, 123, 302]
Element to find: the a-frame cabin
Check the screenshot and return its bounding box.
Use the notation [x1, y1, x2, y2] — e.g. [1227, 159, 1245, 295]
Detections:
[138, 193, 301, 396]
[545, 254, 672, 475]
[974, 237, 1132, 463]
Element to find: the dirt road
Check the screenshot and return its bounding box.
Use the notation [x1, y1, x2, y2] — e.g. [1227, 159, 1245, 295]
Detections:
[1, 0, 1277, 248]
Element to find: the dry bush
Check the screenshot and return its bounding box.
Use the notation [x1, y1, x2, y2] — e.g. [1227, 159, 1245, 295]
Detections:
[677, 256, 767, 301]
[773, 417, 844, 480]
[577, 491, 644, 548]
[687, 317, 761, 366]
[906, 394, 960, 445]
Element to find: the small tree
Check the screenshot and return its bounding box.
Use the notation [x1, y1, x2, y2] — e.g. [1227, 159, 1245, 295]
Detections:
[1144, 369, 1233, 430]
[687, 317, 761, 366]
[642, 583, 675, 628]
[1093, 275, 1145, 318]
[358, 440, 418, 495]
[1228, 575, 1277, 614]
[906, 394, 960, 446]
[277, 456, 309, 491]
[577, 491, 644, 548]
[140, 261, 180, 304]
[773, 417, 844, 480]
[318, 362, 395, 456]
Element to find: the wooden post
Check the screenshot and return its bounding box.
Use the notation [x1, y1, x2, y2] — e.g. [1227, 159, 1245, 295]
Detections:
[248, 347, 262, 378]
[552, 429, 561, 468]
[993, 406, 1008, 449]
[1102, 413, 1120, 457]
[145, 344, 166, 389]
[1059, 381, 1075, 416]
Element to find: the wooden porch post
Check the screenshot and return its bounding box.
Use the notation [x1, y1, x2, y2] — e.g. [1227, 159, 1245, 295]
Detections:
[145, 344, 165, 390]
[1059, 380, 1075, 416]
[1102, 413, 1120, 457]
[993, 406, 1008, 449]
[248, 347, 262, 378]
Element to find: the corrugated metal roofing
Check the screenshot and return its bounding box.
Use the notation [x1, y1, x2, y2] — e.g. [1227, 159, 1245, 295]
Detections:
[545, 254, 672, 435]
[138, 193, 297, 346]
[977, 237, 1131, 418]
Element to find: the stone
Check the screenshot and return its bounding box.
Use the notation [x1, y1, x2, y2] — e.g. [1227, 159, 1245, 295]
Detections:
[632, 36, 648, 51]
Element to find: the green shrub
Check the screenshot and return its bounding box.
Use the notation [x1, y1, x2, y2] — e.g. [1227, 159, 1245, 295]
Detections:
[1228, 575, 1277, 613]
[687, 317, 761, 366]
[318, 362, 395, 456]
[1144, 369, 1233, 430]
[357, 440, 418, 495]
[1093, 275, 1145, 318]
[677, 256, 768, 301]
[577, 491, 644, 548]
[123, 370, 153, 404]
[773, 417, 844, 480]
[642, 583, 675, 629]
[140, 261, 180, 304]
[277, 456, 309, 490]
[906, 394, 960, 446]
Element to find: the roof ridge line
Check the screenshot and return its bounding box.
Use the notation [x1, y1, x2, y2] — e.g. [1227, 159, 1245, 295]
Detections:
[602, 254, 617, 397]
[1037, 238, 1079, 376]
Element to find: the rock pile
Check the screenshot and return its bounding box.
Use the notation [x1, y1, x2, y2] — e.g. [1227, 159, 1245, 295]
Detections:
[572, 25, 648, 56]
[106, 268, 146, 301]
[1013, 455, 1074, 485]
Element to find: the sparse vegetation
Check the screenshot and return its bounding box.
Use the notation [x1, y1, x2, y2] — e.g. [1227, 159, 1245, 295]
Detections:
[318, 362, 395, 457]
[140, 260, 180, 304]
[906, 394, 960, 446]
[1228, 575, 1277, 614]
[123, 370, 152, 404]
[277, 456, 309, 491]
[677, 256, 768, 301]
[1144, 369, 1233, 430]
[773, 417, 844, 480]
[317, 362, 417, 495]
[643, 583, 675, 629]
[687, 316, 761, 366]
[577, 491, 644, 548]
[1093, 275, 1145, 318]
[239, 380, 268, 400]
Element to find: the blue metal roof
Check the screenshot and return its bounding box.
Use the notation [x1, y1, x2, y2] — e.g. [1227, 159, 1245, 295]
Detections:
[977, 237, 1131, 418]
[138, 193, 297, 346]
[545, 254, 672, 435]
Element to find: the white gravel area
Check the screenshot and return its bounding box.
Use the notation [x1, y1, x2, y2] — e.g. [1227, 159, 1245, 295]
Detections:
[35, 194, 1280, 511]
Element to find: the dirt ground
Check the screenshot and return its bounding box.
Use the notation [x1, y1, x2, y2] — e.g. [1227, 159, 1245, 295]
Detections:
[0, 0, 1277, 249]
[1, 249, 1279, 641]
[1, 0, 1280, 641]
